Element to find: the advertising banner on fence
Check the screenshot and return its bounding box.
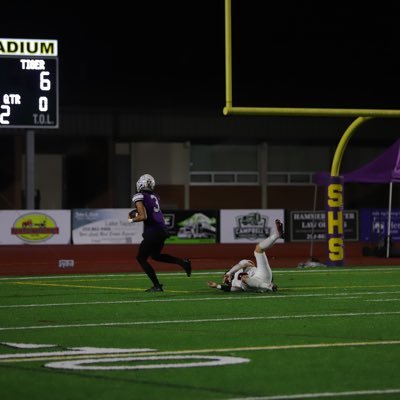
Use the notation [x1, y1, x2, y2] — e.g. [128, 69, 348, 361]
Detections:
[360, 208, 400, 241]
[220, 209, 284, 243]
[72, 209, 143, 244]
[290, 210, 358, 242]
[164, 210, 218, 244]
[0, 210, 71, 245]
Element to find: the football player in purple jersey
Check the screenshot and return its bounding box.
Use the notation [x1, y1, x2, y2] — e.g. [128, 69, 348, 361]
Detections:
[207, 219, 284, 293]
[129, 174, 192, 292]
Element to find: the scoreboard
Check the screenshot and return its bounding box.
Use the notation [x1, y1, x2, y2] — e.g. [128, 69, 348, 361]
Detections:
[0, 38, 58, 129]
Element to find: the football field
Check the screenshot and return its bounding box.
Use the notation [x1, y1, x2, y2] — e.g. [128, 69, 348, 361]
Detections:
[1, 266, 400, 400]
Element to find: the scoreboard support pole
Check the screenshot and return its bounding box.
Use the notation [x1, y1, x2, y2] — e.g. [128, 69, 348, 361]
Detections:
[25, 130, 35, 209]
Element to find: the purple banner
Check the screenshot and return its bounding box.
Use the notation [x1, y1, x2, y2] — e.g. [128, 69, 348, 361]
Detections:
[360, 208, 400, 241]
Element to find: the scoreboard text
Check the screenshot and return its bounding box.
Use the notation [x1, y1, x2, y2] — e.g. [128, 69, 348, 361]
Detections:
[0, 38, 58, 129]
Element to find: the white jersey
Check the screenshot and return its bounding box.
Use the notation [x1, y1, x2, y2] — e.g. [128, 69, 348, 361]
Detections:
[230, 261, 257, 291]
[223, 232, 280, 293]
[229, 258, 274, 293]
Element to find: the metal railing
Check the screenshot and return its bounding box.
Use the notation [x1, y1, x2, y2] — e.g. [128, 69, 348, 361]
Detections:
[190, 171, 315, 185]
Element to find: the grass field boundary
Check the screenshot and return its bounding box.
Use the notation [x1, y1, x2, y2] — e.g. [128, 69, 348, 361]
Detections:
[1, 265, 399, 399]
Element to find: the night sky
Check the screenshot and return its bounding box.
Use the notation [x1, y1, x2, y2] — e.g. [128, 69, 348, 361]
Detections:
[2, 1, 400, 111]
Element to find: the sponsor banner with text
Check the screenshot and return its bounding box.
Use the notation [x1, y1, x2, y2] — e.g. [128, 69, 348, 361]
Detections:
[72, 209, 143, 244]
[290, 210, 358, 242]
[164, 210, 218, 244]
[360, 208, 400, 241]
[220, 209, 284, 244]
[0, 210, 71, 245]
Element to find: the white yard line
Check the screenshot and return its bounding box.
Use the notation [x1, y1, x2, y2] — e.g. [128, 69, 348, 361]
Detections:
[0, 267, 399, 281]
[0, 290, 399, 309]
[228, 388, 400, 400]
[366, 298, 400, 302]
[1, 310, 400, 331]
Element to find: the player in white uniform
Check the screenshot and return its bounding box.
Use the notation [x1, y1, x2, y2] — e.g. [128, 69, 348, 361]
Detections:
[207, 219, 284, 293]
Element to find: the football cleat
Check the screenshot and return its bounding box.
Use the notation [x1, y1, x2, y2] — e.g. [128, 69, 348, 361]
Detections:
[275, 219, 284, 239]
[145, 284, 163, 292]
[182, 259, 192, 277]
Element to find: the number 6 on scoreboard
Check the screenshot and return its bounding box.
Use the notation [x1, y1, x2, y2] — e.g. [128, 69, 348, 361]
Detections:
[40, 71, 51, 91]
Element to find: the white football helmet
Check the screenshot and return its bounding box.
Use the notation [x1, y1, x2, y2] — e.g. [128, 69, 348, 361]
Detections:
[136, 174, 156, 192]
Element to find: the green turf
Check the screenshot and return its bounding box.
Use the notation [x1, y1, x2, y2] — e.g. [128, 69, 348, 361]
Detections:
[1, 266, 400, 400]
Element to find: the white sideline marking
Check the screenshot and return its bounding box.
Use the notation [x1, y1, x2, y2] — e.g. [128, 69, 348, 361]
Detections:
[1, 311, 400, 331]
[1, 290, 400, 309]
[229, 388, 400, 399]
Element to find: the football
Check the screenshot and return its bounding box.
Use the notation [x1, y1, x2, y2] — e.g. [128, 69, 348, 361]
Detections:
[128, 208, 137, 222]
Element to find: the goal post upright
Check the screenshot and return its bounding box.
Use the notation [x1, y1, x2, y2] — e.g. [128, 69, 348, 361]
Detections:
[223, 0, 400, 265]
[225, 0, 233, 110]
